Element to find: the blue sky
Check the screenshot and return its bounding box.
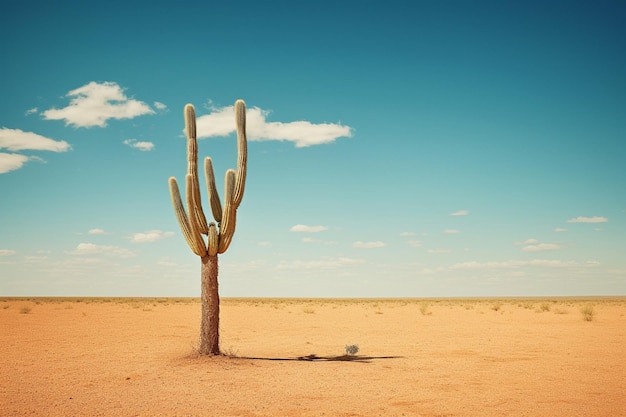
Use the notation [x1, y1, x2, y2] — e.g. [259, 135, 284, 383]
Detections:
[1, 0, 625, 297]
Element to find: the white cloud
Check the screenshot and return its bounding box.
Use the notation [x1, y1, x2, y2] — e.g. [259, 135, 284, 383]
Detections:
[277, 257, 364, 270]
[123, 139, 155, 151]
[449, 259, 585, 270]
[257, 241, 272, 247]
[443, 229, 460, 234]
[88, 228, 107, 235]
[352, 241, 386, 249]
[0, 127, 71, 152]
[195, 103, 353, 147]
[515, 238, 538, 245]
[42, 81, 155, 128]
[25, 107, 38, 116]
[522, 243, 561, 252]
[131, 230, 174, 243]
[0, 249, 16, 256]
[0, 153, 31, 173]
[302, 237, 337, 245]
[450, 210, 469, 216]
[66, 243, 135, 258]
[554, 228, 568, 232]
[154, 101, 168, 111]
[567, 216, 608, 223]
[290, 224, 329, 233]
[407, 240, 422, 247]
[400, 231, 416, 237]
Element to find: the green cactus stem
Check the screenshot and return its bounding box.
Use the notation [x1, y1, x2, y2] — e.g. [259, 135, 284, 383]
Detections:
[168, 99, 248, 355]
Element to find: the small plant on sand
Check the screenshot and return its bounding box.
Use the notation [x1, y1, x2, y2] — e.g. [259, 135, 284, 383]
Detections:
[539, 302, 551, 312]
[580, 304, 595, 321]
[345, 344, 359, 356]
[19, 306, 31, 314]
[491, 302, 502, 312]
[419, 302, 432, 316]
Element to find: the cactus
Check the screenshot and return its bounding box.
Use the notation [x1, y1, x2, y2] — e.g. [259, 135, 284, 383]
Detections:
[168, 99, 247, 355]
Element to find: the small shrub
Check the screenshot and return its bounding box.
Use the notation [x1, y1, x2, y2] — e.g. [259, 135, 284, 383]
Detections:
[345, 344, 359, 356]
[540, 303, 551, 312]
[303, 308, 315, 314]
[491, 303, 502, 312]
[419, 302, 431, 316]
[580, 305, 595, 321]
[20, 306, 32, 314]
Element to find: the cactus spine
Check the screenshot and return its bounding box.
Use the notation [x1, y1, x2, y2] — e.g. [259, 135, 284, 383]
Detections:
[168, 99, 247, 355]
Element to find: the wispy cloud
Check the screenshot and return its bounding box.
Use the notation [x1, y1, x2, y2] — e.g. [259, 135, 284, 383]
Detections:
[123, 139, 155, 151]
[153, 101, 168, 111]
[42, 81, 155, 128]
[407, 240, 422, 247]
[449, 259, 597, 270]
[130, 230, 174, 243]
[0, 249, 16, 256]
[277, 257, 364, 270]
[0, 128, 70, 173]
[567, 216, 608, 223]
[195, 103, 353, 147]
[443, 229, 460, 234]
[515, 238, 538, 245]
[450, 210, 469, 216]
[0, 127, 71, 152]
[522, 243, 561, 252]
[352, 241, 386, 249]
[66, 243, 135, 258]
[400, 231, 416, 237]
[290, 224, 329, 233]
[554, 228, 568, 232]
[88, 228, 108, 235]
[302, 237, 337, 245]
[25, 107, 38, 116]
[0, 153, 31, 174]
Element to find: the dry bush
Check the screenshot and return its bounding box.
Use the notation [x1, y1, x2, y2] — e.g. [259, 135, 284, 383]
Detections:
[580, 304, 595, 321]
[19, 306, 32, 314]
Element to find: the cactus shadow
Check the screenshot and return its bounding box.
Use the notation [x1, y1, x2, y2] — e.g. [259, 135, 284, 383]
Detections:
[241, 354, 403, 364]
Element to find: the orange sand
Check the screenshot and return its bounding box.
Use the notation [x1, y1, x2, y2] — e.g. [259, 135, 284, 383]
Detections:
[1, 297, 625, 416]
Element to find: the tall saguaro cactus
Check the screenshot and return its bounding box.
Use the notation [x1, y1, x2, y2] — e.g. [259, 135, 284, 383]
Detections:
[168, 99, 247, 355]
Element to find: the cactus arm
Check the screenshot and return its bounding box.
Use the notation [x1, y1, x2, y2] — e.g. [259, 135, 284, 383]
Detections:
[207, 222, 219, 257]
[186, 174, 208, 257]
[232, 100, 247, 209]
[169, 177, 206, 257]
[217, 169, 237, 254]
[204, 157, 223, 223]
[185, 104, 209, 234]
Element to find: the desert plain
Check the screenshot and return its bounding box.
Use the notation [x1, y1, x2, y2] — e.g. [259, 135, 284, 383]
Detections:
[1, 297, 625, 417]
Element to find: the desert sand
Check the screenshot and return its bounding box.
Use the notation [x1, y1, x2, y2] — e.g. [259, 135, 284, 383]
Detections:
[1, 297, 625, 416]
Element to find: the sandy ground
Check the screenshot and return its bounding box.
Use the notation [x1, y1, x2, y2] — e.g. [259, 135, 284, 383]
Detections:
[1, 297, 625, 417]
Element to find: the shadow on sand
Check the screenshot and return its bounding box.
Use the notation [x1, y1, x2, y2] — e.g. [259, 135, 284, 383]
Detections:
[241, 354, 403, 364]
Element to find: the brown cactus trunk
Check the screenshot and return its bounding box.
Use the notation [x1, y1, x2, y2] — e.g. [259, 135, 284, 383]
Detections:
[199, 254, 220, 355]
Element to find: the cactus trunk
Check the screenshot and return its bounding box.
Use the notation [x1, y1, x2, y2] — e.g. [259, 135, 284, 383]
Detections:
[199, 254, 220, 355]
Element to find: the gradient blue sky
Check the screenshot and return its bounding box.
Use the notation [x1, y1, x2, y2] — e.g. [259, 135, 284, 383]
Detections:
[1, 0, 625, 297]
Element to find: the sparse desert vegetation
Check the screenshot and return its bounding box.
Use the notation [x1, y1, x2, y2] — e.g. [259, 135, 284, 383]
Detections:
[580, 304, 596, 321]
[1, 296, 625, 416]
